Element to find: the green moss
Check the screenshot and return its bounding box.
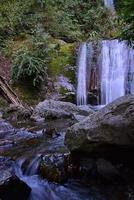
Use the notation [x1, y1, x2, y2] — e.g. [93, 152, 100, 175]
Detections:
[59, 87, 68, 96]
[48, 42, 76, 82]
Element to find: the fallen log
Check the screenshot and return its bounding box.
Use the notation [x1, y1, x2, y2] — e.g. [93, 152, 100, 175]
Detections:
[0, 76, 22, 107]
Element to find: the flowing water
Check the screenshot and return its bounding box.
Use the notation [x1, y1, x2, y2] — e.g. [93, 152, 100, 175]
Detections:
[77, 43, 87, 106]
[14, 156, 107, 200]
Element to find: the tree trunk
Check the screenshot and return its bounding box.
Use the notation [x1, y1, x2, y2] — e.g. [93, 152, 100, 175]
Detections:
[0, 76, 22, 107]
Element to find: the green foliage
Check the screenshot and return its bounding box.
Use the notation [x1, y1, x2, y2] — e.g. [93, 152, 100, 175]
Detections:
[48, 42, 75, 78]
[12, 33, 50, 86]
[117, 0, 134, 47]
[0, 0, 125, 89]
[0, 0, 119, 43]
[12, 51, 46, 86]
[42, 0, 118, 41]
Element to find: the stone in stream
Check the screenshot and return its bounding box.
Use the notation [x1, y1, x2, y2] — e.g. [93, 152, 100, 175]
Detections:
[39, 152, 70, 183]
[31, 100, 94, 121]
[65, 95, 134, 154]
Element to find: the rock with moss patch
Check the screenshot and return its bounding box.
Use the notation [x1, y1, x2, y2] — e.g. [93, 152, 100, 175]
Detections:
[39, 153, 70, 183]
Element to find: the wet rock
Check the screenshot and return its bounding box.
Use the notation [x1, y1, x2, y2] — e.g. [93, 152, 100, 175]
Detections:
[0, 156, 31, 200]
[65, 95, 134, 153]
[72, 114, 86, 122]
[39, 153, 70, 183]
[0, 156, 14, 171]
[78, 105, 95, 115]
[31, 100, 94, 121]
[0, 119, 43, 153]
[96, 159, 120, 181]
[0, 120, 15, 142]
[0, 170, 31, 200]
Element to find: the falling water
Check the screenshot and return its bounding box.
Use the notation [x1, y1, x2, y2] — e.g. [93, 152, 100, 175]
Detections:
[127, 50, 134, 94]
[77, 43, 87, 105]
[100, 40, 134, 105]
[104, 0, 114, 9]
[77, 40, 134, 106]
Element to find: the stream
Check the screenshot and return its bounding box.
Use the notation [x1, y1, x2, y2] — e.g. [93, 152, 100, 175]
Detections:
[0, 117, 133, 200]
[14, 156, 101, 200]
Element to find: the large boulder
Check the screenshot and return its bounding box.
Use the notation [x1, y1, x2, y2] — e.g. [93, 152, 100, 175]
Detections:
[65, 95, 134, 154]
[31, 100, 94, 121]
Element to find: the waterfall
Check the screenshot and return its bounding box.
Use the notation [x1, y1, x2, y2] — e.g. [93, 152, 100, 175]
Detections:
[77, 40, 134, 106]
[100, 40, 134, 105]
[104, 0, 114, 9]
[101, 40, 128, 104]
[77, 43, 87, 105]
[127, 50, 134, 94]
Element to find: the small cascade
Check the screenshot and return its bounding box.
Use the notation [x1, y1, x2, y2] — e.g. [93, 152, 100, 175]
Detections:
[15, 156, 60, 200]
[14, 156, 92, 200]
[77, 43, 88, 105]
[104, 0, 114, 9]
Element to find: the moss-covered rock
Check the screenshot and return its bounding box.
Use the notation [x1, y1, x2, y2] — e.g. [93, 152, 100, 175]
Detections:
[39, 153, 70, 183]
[48, 41, 76, 82]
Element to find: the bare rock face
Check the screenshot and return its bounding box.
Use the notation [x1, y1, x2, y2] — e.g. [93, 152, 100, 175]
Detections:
[65, 95, 134, 154]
